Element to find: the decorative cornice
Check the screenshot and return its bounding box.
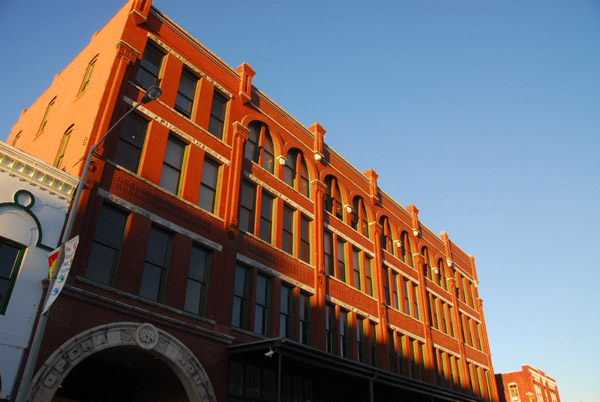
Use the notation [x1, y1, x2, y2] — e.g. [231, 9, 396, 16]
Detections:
[0, 141, 78, 200]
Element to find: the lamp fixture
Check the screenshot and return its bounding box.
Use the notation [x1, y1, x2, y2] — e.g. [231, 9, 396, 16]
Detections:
[277, 156, 287, 166]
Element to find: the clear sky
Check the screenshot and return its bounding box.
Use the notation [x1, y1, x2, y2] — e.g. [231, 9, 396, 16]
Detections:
[1, 1, 599, 400]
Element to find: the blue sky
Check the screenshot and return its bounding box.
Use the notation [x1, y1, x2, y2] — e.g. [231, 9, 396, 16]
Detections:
[1, 1, 599, 400]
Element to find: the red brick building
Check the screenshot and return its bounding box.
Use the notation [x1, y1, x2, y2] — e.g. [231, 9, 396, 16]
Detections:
[8, 1, 499, 401]
[495, 365, 560, 402]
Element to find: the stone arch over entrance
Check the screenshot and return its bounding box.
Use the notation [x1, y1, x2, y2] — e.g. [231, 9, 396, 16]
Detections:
[29, 322, 216, 402]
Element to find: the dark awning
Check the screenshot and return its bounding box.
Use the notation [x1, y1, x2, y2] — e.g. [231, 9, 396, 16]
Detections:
[228, 338, 484, 402]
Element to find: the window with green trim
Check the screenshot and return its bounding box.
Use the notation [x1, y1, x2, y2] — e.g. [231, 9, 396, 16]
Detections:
[0, 237, 25, 315]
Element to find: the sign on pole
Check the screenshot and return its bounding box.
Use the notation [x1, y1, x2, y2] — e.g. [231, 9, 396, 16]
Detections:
[42, 235, 79, 314]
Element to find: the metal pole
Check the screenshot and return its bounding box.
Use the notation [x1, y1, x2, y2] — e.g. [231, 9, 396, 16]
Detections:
[14, 94, 152, 402]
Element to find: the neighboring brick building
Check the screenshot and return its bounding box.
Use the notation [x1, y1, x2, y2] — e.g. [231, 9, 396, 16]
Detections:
[495, 365, 560, 402]
[8, 1, 498, 401]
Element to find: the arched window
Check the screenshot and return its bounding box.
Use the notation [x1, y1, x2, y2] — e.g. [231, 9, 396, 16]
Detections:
[437, 258, 447, 290]
[351, 196, 369, 238]
[284, 149, 310, 197]
[421, 247, 431, 280]
[324, 176, 342, 219]
[379, 216, 394, 255]
[244, 121, 274, 173]
[399, 231, 413, 267]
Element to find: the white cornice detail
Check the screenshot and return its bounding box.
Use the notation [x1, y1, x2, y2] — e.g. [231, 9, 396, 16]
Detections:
[0, 141, 78, 200]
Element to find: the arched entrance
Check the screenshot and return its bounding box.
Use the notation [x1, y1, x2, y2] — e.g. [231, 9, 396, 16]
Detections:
[29, 322, 216, 402]
[52, 346, 187, 402]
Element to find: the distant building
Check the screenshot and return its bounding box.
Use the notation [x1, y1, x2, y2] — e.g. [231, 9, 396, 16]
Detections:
[0, 142, 77, 400]
[495, 365, 560, 402]
[7, 0, 499, 401]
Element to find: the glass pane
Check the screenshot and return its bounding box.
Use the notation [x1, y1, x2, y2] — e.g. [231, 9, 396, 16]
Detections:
[86, 243, 117, 284]
[164, 137, 185, 167]
[184, 280, 201, 313]
[146, 228, 170, 265]
[201, 159, 218, 188]
[234, 266, 246, 296]
[114, 140, 141, 172]
[139, 263, 162, 300]
[189, 246, 208, 280]
[159, 165, 180, 193]
[95, 206, 127, 247]
[198, 187, 216, 212]
[256, 276, 267, 304]
[0, 243, 19, 278]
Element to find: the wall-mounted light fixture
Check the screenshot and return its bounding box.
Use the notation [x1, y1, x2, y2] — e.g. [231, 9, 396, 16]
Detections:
[277, 156, 287, 166]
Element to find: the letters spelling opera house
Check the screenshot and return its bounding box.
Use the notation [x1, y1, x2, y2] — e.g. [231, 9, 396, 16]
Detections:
[7, 1, 499, 401]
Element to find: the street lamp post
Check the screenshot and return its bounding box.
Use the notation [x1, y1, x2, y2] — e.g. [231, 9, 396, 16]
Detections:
[14, 86, 162, 402]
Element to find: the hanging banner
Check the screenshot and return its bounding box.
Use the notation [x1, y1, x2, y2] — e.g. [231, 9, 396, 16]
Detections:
[42, 235, 79, 314]
[47, 247, 61, 279]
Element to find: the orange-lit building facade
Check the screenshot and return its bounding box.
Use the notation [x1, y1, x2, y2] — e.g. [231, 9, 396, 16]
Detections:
[495, 365, 560, 402]
[8, 1, 498, 401]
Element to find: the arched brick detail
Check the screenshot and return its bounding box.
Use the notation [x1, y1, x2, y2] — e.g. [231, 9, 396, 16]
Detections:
[29, 322, 216, 402]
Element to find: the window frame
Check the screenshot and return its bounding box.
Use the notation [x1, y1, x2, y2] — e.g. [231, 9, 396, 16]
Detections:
[174, 67, 198, 118]
[54, 126, 73, 168]
[139, 226, 172, 302]
[136, 42, 164, 90]
[78, 56, 97, 94]
[184, 243, 212, 316]
[159, 134, 187, 194]
[208, 91, 227, 139]
[198, 157, 220, 213]
[86, 204, 129, 286]
[0, 237, 26, 315]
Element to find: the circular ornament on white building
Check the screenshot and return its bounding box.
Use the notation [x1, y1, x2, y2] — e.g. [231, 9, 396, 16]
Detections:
[135, 323, 159, 350]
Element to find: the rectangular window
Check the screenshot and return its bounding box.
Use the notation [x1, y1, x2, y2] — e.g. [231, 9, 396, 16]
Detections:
[323, 231, 334, 276]
[139, 226, 172, 302]
[208, 91, 227, 139]
[184, 244, 211, 316]
[300, 215, 311, 263]
[198, 157, 220, 213]
[369, 321, 378, 367]
[336, 238, 346, 282]
[391, 272, 400, 310]
[232, 265, 250, 329]
[79, 57, 97, 94]
[136, 43, 164, 89]
[413, 283, 420, 320]
[388, 330, 397, 373]
[114, 113, 148, 173]
[254, 274, 270, 335]
[38, 97, 56, 134]
[175, 67, 197, 117]
[0, 238, 25, 315]
[159, 135, 186, 194]
[280, 284, 293, 338]
[382, 266, 391, 306]
[339, 309, 349, 358]
[352, 248, 362, 291]
[54, 126, 73, 168]
[299, 291, 311, 345]
[86, 204, 128, 285]
[398, 333, 407, 375]
[259, 192, 274, 243]
[432, 296, 440, 329]
[441, 302, 448, 334]
[238, 181, 256, 234]
[402, 277, 411, 316]
[282, 205, 294, 254]
[325, 303, 335, 354]
[364, 255, 373, 296]
[356, 316, 366, 363]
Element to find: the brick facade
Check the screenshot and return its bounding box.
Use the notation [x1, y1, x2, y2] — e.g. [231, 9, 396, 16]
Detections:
[8, 1, 498, 401]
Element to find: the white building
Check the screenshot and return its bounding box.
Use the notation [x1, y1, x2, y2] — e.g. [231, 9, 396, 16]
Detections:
[0, 141, 77, 400]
